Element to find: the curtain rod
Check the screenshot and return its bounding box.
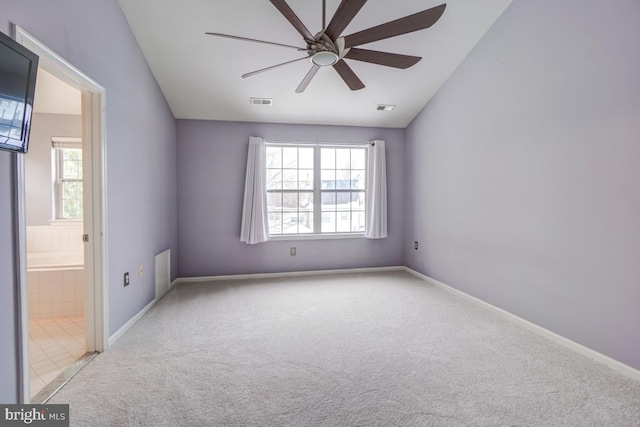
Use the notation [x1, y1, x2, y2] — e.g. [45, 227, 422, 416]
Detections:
[264, 139, 374, 147]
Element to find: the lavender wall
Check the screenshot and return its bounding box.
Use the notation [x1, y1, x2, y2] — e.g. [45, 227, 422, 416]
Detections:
[26, 113, 82, 226]
[1, 0, 178, 401]
[177, 120, 404, 277]
[404, 0, 640, 370]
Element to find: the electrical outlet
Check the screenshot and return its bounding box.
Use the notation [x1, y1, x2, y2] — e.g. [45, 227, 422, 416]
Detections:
[139, 265, 144, 277]
[290, 247, 296, 256]
[414, 241, 419, 250]
[124, 272, 130, 287]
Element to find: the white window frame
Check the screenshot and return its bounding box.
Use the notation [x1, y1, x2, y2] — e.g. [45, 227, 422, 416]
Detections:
[51, 136, 83, 220]
[265, 141, 369, 240]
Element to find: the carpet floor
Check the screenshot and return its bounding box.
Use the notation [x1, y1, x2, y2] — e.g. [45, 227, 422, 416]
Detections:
[50, 271, 640, 426]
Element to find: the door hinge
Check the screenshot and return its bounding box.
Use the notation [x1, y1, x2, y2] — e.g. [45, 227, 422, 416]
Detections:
[83, 234, 89, 243]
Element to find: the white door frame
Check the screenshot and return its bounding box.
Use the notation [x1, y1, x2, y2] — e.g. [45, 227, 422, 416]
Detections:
[13, 25, 109, 403]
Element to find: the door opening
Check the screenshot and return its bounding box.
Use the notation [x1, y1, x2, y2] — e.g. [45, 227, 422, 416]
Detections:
[13, 25, 108, 403]
[25, 72, 87, 400]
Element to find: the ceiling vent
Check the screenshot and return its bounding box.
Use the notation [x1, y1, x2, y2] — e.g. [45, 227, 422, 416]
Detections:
[250, 97, 273, 106]
[376, 104, 396, 111]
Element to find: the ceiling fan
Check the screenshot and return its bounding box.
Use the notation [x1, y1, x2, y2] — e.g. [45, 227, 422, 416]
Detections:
[206, 0, 446, 93]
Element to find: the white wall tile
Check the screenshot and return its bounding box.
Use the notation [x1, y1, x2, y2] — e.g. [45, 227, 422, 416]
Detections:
[27, 267, 85, 320]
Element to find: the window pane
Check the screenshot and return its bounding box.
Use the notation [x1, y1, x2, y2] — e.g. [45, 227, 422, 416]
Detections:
[299, 169, 313, 189]
[62, 198, 82, 219]
[282, 213, 297, 234]
[321, 212, 335, 233]
[299, 192, 313, 210]
[266, 147, 282, 168]
[321, 170, 335, 189]
[297, 211, 313, 234]
[351, 211, 365, 232]
[335, 170, 351, 189]
[321, 192, 336, 210]
[269, 213, 282, 234]
[299, 148, 314, 169]
[336, 148, 350, 169]
[283, 170, 297, 189]
[283, 147, 297, 168]
[282, 192, 298, 209]
[321, 148, 335, 169]
[63, 161, 80, 179]
[351, 169, 365, 189]
[266, 169, 282, 190]
[337, 211, 351, 232]
[63, 181, 81, 199]
[62, 149, 82, 179]
[267, 192, 282, 210]
[61, 180, 83, 219]
[336, 192, 352, 210]
[351, 149, 365, 169]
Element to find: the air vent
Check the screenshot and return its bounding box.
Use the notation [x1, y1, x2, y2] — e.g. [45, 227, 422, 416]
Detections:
[250, 97, 273, 106]
[376, 104, 396, 111]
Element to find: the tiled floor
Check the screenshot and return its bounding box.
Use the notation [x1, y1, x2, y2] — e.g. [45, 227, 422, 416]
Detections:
[29, 317, 85, 398]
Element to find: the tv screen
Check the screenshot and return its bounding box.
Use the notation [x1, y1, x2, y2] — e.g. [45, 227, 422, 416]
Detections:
[0, 30, 38, 154]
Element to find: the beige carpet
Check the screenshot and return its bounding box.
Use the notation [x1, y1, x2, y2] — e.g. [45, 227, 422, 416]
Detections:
[51, 271, 640, 426]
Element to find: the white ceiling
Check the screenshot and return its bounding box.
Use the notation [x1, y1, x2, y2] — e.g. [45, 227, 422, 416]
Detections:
[33, 68, 82, 115]
[118, 0, 512, 128]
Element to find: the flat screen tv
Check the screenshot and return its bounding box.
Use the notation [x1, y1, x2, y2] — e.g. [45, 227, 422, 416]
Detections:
[0, 30, 38, 154]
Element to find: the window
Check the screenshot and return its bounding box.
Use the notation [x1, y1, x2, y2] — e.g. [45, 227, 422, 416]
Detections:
[266, 144, 367, 236]
[52, 138, 83, 220]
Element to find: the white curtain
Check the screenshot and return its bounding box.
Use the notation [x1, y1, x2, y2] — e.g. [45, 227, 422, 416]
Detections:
[365, 140, 387, 239]
[240, 136, 269, 244]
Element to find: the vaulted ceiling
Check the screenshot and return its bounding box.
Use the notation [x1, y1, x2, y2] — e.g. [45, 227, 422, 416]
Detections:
[118, 0, 512, 128]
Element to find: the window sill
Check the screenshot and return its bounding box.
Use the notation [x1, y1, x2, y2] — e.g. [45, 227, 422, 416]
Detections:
[268, 233, 365, 242]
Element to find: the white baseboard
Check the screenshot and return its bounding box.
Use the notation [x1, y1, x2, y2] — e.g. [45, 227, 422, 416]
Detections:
[108, 299, 155, 347]
[173, 266, 404, 285]
[403, 267, 640, 383]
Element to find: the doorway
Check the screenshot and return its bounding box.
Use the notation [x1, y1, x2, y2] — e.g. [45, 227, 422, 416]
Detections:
[13, 26, 108, 403]
[25, 69, 86, 399]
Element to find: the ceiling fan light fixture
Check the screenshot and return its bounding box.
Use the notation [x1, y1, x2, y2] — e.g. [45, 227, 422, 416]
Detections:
[311, 51, 339, 67]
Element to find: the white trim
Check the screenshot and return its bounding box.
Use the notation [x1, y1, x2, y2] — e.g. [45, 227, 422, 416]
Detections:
[13, 26, 109, 402]
[14, 29, 103, 92]
[17, 27, 110, 353]
[173, 266, 404, 285]
[108, 299, 155, 347]
[14, 155, 30, 403]
[268, 233, 365, 241]
[402, 267, 640, 383]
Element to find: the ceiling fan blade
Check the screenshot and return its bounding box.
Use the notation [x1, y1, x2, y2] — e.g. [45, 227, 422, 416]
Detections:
[325, 0, 367, 40]
[205, 33, 305, 50]
[343, 3, 446, 48]
[242, 56, 310, 78]
[344, 48, 421, 69]
[269, 0, 315, 41]
[296, 65, 321, 93]
[332, 60, 365, 90]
